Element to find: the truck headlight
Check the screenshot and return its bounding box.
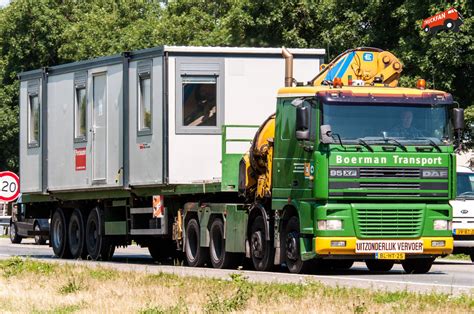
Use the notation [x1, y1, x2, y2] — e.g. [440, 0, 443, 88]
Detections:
[318, 220, 342, 230]
[433, 220, 449, 230]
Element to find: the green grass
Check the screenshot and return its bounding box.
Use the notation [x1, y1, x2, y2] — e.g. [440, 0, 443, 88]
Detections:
[441, 254, 472, 261]
[0, 256, 56, 278]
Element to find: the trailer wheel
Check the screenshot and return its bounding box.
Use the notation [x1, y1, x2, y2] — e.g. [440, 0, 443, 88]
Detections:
[86, 207, 114, 261]
[401, 258, 434, 274]
[365, 260, 394, 272]
[284, 216, 311, 273]
[148, 239, 175, 264]
[250, 215, 274, 271]
[51, 209, 71, 258]
[34, 222, 46, 245]
[68, 209, 86, 259]
[209, 218, 236, 269]
[9, 222, 22, 244]
[185, 218, 208, 267]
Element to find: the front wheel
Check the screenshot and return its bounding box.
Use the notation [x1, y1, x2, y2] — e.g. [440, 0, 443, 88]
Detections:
[284, 216, 311, 273]
[9, 223, 22, 244]
[365, 260, 394, 272]
[402, 258, 434, 274]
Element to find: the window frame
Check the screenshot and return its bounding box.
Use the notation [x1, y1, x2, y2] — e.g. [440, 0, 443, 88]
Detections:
[175, 58, 224, 135]
[27, 82, 40, 148]
[137, 66, 153, 136]
[73, 84, 88, 143]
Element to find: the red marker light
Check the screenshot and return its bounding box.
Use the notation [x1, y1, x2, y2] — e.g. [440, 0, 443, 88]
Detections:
[416, 79, 426, 90]
[333, 77, 343, 88]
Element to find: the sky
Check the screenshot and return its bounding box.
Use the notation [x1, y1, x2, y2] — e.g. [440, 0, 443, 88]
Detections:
[0, 0, 10, 8]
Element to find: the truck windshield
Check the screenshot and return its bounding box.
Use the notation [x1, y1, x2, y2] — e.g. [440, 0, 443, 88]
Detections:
[457, 172, 474, 198]
[322, 102, 452, 145]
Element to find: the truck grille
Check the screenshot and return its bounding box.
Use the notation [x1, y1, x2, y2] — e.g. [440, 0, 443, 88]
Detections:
[359, 182, 420, 189]
[356, 208, 423, 238]
[359, 167, 420, 178]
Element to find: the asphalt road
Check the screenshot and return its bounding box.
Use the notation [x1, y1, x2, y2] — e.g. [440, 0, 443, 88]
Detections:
[0, 238, 472, 296]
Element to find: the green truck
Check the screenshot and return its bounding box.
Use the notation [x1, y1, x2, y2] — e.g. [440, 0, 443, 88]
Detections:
[18, 46, 463, 274]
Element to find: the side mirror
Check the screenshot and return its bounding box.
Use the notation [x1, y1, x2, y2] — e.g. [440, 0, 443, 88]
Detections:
[295, 106, 310, 140]
[452, 108, 465, 130]
[320, 125, 335, 144]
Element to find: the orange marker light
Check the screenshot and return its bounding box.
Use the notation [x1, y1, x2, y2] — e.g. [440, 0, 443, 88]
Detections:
[416, 79, 426, 90]
[333, 77, 343, 88]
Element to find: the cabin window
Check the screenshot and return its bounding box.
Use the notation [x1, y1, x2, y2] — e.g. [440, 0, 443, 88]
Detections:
[175, 58, 224, 134]
[28, 94, 40, 146]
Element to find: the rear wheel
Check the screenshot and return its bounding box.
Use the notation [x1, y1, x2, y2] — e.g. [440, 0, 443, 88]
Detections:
[9, 223, 22, 244]
[34, 223, 46, 245]
[445, 19, 454, 30]
[148, 239, 175, 264]
[284, 216, 312, 274]
[68, 209, 86, 259]
[209, 218, 237, 269]
[250, 215, 274, 271]
[185, 218, 208, 267]
[401, 258, 434, 274]
[51, 209, 71, 258]
[85, 207, 114, 261]
[365, 260, 394, 272]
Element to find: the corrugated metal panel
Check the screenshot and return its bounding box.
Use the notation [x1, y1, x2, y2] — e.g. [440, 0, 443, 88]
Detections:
[137, 60, 152, 76]
[27, 79, 40, 95]
[74, 72, 87, 87]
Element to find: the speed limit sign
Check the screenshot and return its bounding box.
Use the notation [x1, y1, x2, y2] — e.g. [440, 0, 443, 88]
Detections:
[0, 171, 20, 202]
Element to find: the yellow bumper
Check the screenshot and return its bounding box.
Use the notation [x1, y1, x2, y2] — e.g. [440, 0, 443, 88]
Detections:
[315, 237, 453, 255]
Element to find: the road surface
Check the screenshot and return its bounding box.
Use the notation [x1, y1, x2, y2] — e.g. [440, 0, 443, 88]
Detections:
[0, 238, 472, 296]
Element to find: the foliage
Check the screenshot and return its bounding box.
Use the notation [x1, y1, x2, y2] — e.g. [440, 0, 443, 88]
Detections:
[0, 0, 473, 170]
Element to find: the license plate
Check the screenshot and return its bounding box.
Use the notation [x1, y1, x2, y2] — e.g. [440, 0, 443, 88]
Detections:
[375, 252, 405, 260]
[355, 240, 423, 253]
[453, 229, 474, 235]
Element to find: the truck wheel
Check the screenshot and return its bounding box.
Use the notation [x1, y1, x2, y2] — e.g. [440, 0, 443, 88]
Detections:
[250, 215, 274, 271]
[86, 207, 114, 261]
[209, 218, 236, 269]
[444, 19, 454, 30]
[284, 216, 311, 273]
[423, 26, 430, 33]
[51, 209, 71, 258]
[365, 260, 394, 272]
[470, 253, 474, 263]
[68, 209, 86, 259]
[34, 223, 46, 245]
[185, 218, 208, 267]
[9, 222, 22, 244]
[401, 258, 434, 274]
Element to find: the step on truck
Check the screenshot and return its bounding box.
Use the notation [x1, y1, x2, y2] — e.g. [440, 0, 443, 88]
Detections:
[18, 46, 462, 273]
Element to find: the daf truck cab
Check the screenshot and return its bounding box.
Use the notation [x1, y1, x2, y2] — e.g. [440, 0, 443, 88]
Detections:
[451, 166, 474, 262]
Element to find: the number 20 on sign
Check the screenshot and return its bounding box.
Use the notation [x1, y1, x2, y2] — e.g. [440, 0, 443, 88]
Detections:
[0, 171, 20, 202]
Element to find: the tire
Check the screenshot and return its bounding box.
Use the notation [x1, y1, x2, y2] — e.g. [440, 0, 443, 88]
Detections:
[401, 258, 434, 274]
[209, 218, 236, 269]
[68, 209, 86, 259]
[444, 19, 454, 30]
[424, 26, 430, 33]
[9, 223, 22, 244]
[365, 260, 394, 272]
[34, 223, 46, 245]
[284, 216, 312, 273]
[51, 209, 71, 258]
[185, 218, 208, 267]
[85, 207, 114, 261]
[250, 215, 274, 271]
[470, 253, 474, 263]
[148, 239, 175, 264]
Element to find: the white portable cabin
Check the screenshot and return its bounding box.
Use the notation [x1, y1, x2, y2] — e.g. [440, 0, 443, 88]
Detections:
[19, 46, 325, 194]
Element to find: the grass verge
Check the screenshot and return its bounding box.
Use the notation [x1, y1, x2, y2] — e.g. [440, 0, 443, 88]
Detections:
[0, 257, 472, 313]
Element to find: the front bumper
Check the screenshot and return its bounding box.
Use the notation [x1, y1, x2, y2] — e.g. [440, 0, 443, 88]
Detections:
[315, 236, 453, 256]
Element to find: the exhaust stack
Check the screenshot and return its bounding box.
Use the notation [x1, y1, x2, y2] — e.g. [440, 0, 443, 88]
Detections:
[282, 47, 293, 87]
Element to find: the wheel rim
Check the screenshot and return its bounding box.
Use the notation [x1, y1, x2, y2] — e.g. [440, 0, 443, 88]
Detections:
[70, 219, 80, 250]
[447, 22, 453, 28]
[286, 231, 299, 262]
[251, 230, 264, 259]
[211, 226, 223, 262]
[88, 219, 98, 252]
[10, 224, 15, 241]
[34, 225, 40, 243]
[53, 218, 63, 248]
[186, 225, 198, 262]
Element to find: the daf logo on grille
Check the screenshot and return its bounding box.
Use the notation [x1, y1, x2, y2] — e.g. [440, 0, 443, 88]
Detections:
[461, 210, 468, 214]
[422, 169, 448, 178]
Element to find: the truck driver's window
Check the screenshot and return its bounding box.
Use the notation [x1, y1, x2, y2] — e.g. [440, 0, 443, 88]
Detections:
[28, 94, 40, 146]
[182, 76, 217, 127]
